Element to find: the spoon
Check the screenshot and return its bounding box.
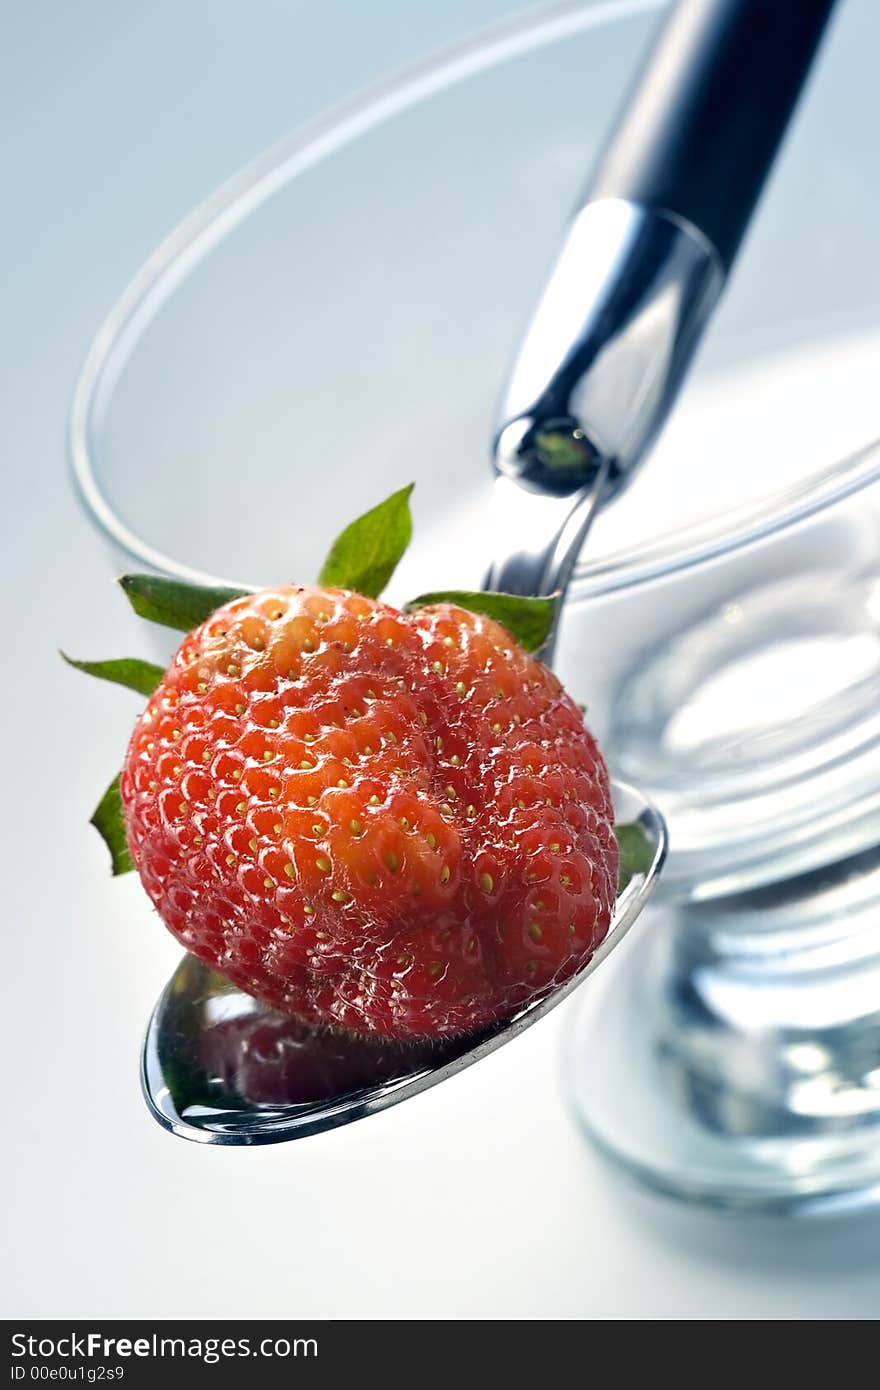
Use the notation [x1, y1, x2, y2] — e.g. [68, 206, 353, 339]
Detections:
[142, 0, 835, 1141]
[143, 779, 665, 1145]
[487, 0, 837, 660]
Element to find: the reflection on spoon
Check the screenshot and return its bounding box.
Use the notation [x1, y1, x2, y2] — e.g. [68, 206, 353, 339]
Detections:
[142, 779, 665, 1145]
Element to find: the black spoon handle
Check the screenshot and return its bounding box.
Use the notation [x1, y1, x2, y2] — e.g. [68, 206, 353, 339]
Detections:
[587, 0, 839, 269]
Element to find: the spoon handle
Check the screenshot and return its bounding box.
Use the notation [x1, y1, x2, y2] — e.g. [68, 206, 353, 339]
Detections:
[491, 0, 839, 547]
[588, 0, 838, 272]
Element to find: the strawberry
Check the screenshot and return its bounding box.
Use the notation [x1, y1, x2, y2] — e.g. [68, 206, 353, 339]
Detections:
[68, 485, 618, 1041]
[201, 1009, 447, 1106]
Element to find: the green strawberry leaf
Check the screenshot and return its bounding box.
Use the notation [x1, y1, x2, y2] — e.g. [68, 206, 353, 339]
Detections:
[318, 484, 414, 598]
[404, 590, 557, 655]
[61, 652, 164, 697]
[119, 574, 250, 632]
[614, 822, 654, 894]
[91, 775, 134, 876]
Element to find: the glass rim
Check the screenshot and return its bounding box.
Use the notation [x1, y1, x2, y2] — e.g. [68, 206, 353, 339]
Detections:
[68, 0, 880, 595]
[571, 435, 880, 598]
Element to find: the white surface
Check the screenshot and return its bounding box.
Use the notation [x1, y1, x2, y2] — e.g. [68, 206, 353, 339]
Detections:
[5, 0, 880, 1320]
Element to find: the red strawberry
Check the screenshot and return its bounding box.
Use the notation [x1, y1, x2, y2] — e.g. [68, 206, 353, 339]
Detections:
[119, 585, 617, 1039]
[201, 1010, 449, 1106]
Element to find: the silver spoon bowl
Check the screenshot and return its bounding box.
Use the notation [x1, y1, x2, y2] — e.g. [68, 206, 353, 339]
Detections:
[142, 778, 665, 1145]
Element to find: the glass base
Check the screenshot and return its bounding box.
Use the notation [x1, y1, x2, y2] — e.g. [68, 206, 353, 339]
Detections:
[566, 841, 880, 1215]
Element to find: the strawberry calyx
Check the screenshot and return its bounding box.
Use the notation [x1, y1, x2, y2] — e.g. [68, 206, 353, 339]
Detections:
[90, 775, 134, 877]
[60, 653, 165, 697]
[67, 483, 563, 874]
[404, 590, 557, 655]
[65, 485, 654, 922]
[119, 575, 249, 631]
[317, 482, 414, 597]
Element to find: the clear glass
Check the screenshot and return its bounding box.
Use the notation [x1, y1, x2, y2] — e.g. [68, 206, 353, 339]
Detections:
[566, 844, 880, 1215]
[561, 445, 880, 897]
[70, 0, 880, 1205]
